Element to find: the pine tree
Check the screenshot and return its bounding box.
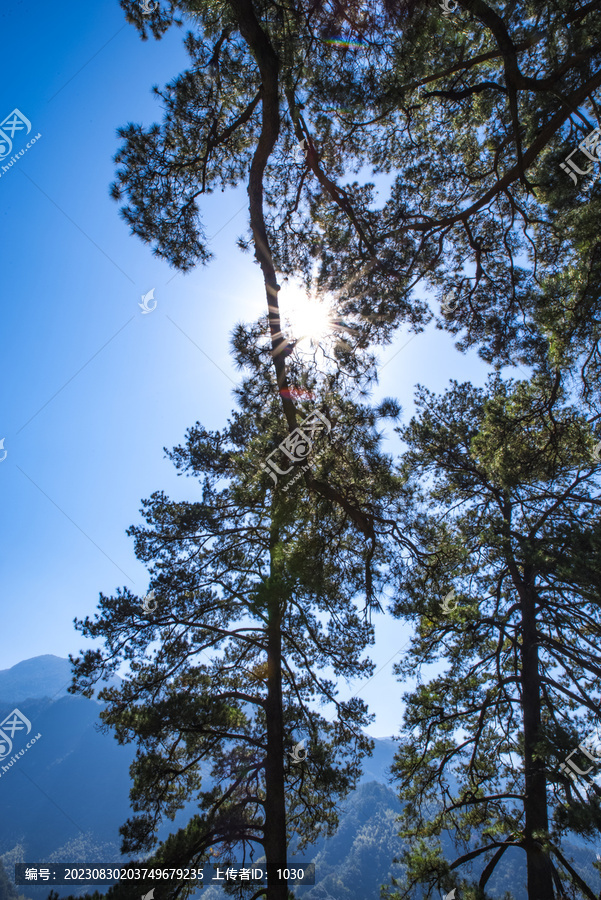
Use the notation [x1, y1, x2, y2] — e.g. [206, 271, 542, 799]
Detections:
[386, 372, 601, 899]
[69, 352, 400, 900]
[112, 0, 601, 372]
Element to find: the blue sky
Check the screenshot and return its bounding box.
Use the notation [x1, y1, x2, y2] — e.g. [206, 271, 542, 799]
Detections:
[1, 0, 493, 738]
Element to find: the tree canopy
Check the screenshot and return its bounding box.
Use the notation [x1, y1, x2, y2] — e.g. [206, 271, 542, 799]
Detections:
[70, 367, 401, 898]
[387, 370, 601, 897]
[113, 0, 601, 364]
[63, 2, 601, 898]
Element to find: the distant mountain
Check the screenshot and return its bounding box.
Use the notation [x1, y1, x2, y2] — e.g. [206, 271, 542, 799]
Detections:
[358, 737, 396, 786]
[0, 656, 120, 705]
[0, 857, 28, 900]
[0, 656, 73, 704]
[0, 694, 136, 899]
[1, 657, 599, 900]
[0, 656, 183, 900]
[0, 657, 401, 900]
[296, 781, 405, 900]
[202, 782, 409, 900]
[0, 659, 403, 896]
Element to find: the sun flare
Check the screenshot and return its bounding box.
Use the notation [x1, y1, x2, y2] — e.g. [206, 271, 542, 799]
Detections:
[278, 283, 335, 348]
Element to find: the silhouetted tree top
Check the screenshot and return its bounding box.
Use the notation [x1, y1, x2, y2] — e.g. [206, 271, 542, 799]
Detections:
[386, 371, 601, 897]
[110, 0, 601, 564]
[114, 0, 601, 363]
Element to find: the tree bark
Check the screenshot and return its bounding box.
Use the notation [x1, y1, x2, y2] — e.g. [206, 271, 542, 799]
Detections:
[518, 564, 554, 899]
[264, 524, 288, 900]
[226, 0, 378, 553]
[226, 0, 299, 433]
[500, 494, 554, 898]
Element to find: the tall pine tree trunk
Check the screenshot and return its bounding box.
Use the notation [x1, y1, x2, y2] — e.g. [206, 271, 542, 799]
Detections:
[519, 568, 553, 899]
[264, 531, 288, 900]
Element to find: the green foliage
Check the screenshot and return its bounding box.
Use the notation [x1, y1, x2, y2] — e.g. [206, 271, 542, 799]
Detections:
[386, 372, 601, 897]
[104, 3, 601, 898]
[301, 782, 405, 900]
[111, 0, 601, 381]
[70, 365, 401, 890]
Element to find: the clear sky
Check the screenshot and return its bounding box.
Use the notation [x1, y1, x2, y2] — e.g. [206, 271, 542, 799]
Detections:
[1, 0, 493, 738]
